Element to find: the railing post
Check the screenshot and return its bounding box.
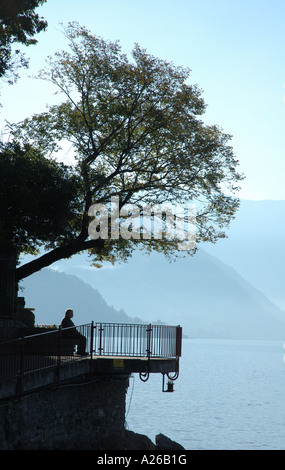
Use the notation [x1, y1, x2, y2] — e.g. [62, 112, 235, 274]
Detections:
[57, 326, 62, 387]
[90, 321, 94, 358]
[99, 323, 103, 355]
[89, 321, 94, 375]
[176, 325, 182, 357]
[146, 324, 152, 359]
[16, 336, 25, 401]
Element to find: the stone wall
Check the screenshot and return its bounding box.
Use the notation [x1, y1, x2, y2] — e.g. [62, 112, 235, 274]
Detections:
[0, 376, 134, 450]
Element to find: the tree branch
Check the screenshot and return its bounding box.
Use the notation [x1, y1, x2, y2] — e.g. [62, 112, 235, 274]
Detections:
[16, 238, 104, 282]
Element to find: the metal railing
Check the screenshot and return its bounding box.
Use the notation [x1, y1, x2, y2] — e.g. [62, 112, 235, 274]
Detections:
[93, 323, 182, 358]
[0, 322, 182, 382]
[0, 323, 92, 381]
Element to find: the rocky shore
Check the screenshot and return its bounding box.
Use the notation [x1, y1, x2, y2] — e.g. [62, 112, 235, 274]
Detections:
[53, 430, 185, 451]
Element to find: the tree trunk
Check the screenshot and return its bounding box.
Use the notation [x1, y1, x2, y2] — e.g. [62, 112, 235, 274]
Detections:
[0, 248, 17, 319]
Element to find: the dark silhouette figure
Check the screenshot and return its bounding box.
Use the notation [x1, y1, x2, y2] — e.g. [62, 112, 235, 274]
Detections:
[61, 308, 87, 356]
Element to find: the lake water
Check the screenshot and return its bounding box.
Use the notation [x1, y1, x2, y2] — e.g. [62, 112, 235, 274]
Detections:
[125, 339, 285, 450]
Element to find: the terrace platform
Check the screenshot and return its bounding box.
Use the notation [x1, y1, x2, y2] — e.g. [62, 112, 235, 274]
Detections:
[0, 322, 182, 401]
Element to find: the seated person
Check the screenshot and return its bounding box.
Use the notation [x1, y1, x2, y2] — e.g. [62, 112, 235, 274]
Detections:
[61, 308, 87, 356]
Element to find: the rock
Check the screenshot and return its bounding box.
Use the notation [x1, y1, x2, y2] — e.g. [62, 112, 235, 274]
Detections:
[92, 429, 156, 450]
[122, 430, 156, 450]
[99, 431, 185, 451]
[155, 433, 185, 450]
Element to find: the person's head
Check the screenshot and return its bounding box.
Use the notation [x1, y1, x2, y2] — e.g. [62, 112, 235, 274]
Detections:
[65, 308, 74, 319]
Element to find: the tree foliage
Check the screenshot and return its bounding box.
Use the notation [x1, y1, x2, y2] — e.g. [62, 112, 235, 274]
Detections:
[0, 141, 79, 255]
[0, 0, 47, 83]
[12, 22, 244, 282]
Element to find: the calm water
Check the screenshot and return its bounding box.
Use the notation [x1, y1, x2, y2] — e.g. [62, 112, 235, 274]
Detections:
[125, 339, 285, 450]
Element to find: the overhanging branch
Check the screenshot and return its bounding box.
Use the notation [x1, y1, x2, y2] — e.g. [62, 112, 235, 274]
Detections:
[16, 238, 105, 282]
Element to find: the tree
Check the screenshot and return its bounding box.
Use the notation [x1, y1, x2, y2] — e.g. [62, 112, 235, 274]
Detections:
[0, 0, 47, 83]
[0, 141, 79, 317]
[12, 22, 244, 285]
[0, 141, 79, 254]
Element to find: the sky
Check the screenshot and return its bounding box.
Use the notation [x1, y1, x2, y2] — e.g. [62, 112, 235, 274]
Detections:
[1, 0, 285, 201]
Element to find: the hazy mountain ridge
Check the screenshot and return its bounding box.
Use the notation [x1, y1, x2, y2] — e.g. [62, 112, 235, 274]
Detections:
[21, 247, 285, 341]
[21, 269, 143, 326]
[20, 199, 285, 340]
[205, 199, 285, 311]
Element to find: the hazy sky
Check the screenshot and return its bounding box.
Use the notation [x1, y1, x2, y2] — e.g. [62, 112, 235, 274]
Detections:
[1, 0, 285, 201]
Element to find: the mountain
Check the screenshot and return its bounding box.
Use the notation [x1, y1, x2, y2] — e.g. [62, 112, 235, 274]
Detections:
[21, 249, 285, 341]
[21, 269, 143, 326]
[204, 199, 285, 311]
[19, 199, 285, 340]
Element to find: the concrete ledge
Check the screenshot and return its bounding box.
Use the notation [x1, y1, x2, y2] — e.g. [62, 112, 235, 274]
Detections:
[0, 358, 91, 401]
[91, 356, 179, 375]
[0, 355, 178, 401]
